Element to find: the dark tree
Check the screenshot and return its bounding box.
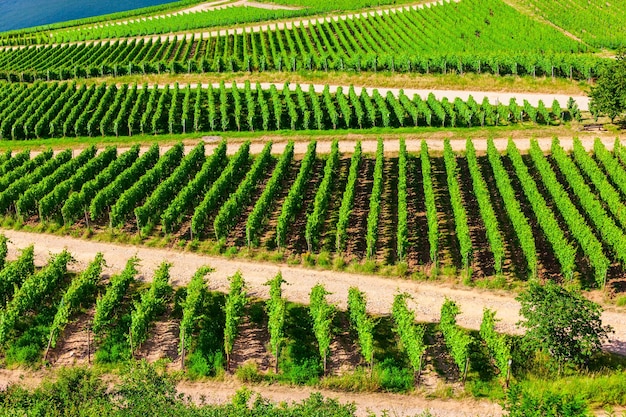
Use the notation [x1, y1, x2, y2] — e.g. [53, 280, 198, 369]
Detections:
[516, 281, 612, 371]
[588, 50, 626, 123]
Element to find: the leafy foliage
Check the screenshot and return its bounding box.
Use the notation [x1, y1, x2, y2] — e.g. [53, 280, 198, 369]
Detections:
[392, 293, 427, 382]
[265, 272, 286, 372]
[309, 284, 335, 374]
[421, 141, 438, 265]
[92, 257, 139, 335]
[589, 50, 626, 122]
[365, 138, 384, 259]
[129, 261, 172, 351]
[0, 245, 35, 307]
[517, 281, 612, 369]
[479, 309, 511, 379]
[305, 140, 339, 252]
[0, 250, 72, 344]
[276, 140, 316, 249]
[439, 299, 472, 379]
[335, 141, 361, 253]
[347, 287, 375, 368]
[443, 139, 472, 270]
[224, 272, 248, 370]
[48, 253, 105, 349]
[179, 266, 213, 355]
[246, 141, 294, 247]
[465, 139, 504, 274]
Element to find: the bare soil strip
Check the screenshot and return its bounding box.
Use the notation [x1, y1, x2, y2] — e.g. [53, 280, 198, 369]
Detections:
[2, 228, 625, 356]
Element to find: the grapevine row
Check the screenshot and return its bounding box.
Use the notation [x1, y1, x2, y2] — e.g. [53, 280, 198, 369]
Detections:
[486, 139, 537, 277]
[550, 139, 626, 266]
[305, 140, 339, 252]
[0, 81, 567, 140]
[365, 139, 384, 259]
[443, 140, 472, 270]
[135, 142, 205, 231]
[506, 140, 576, 279]
[161, 141, 227, 234]
[190, 141, 251, 238]
[276, 141, 317, 249]
[335, 142, 361, 253]
[246, 141, 294, 247]
[465, 140, 505, 274]
[528, 140, 609, 286]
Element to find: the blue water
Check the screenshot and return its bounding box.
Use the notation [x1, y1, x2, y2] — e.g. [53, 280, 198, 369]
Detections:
[0, 0, 177, 32]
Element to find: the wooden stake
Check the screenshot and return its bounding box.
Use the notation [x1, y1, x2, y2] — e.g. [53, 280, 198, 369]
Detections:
[87, 325, 91, 365]
[181, 330, 185, 370]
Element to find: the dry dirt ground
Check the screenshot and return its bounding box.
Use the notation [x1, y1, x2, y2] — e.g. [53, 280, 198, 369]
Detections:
[2, 229, 625, 356]
[31, 136, 626, 159]
[0, 368, 502, 417]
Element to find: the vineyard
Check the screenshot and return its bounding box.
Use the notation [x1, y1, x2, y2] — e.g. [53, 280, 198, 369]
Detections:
[0, 0, 416, 46]
[0, 0, 604, 80]
[515, 0, 626, 49]
[0, 0, 624, 414]
[0, 139, 624, 288]
[47, 6, 307, 42]
[0, 239, 513, 391]
[0, 81, 567, 140]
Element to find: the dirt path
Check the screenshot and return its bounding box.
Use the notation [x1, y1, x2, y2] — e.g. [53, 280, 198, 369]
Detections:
[177, 379, 503, 417]
[1, 366, 623, 416]
[31, 137, 626, 160]
[0, 367, 499, 416]
[144, 81, 590, 110]
[2, 229, 625, 356]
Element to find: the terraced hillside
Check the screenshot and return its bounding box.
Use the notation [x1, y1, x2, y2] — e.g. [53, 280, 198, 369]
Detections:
[0, 0, 605, 80]
[0, 138, 624, 288]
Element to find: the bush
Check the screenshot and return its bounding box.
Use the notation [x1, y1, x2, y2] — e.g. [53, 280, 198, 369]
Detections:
[280, 358, 322, 385]
[504, 384, 591, 417]
[377, 359, 414, 392]
[235, 362, 263, 383]
[186, 348, 224, 379]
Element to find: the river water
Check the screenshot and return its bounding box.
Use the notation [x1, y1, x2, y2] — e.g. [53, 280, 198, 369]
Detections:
[0, 0, 176, 32]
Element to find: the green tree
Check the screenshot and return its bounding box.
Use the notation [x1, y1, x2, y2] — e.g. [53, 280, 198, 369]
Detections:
[516, 281, 612, 372]
[589, 50, 626, 123]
